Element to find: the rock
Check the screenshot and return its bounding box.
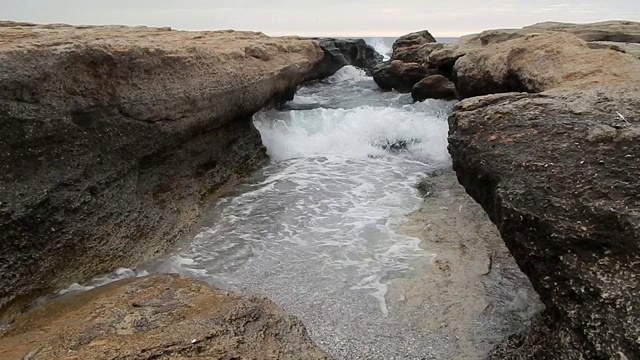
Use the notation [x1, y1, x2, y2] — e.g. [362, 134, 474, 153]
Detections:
[372, 60, 438, 92]
[390, 30, 441, 64]
[428, 20, 640, 76]
[0, 274, 330, 359]
[0, 22, 323, 318]
[447, 26, 640, 359]
[392, 30, 437, 52]
[391, 42, 444, 63]
[587, 41, 640, 60]
[525, 20, 640, 43]
[411, 75, 457, 101]
[453, 32, 640, 99]
[304, 38, 383, 81]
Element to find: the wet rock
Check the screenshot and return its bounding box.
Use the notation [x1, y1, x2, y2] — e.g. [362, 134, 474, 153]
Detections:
[0, 274, 330, 359]
[372, 60, 438, 92]
[412, 75, 457, 101]
[447, 27, 640, 359]
[304, 38, 383, 81]
[0, 22, 323, 317]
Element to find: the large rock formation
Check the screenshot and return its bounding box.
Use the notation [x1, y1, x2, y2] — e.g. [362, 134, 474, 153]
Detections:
[304, 38, 383, 81]
[445, 27, 640, 359]
[0, 22, 323, 318]
[0, 274, 330, 359]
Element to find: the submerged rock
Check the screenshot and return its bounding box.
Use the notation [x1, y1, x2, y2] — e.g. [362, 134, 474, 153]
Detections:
[304, 38, 383, 81]
[0, 274, 330, 359]
[412, 74, 457, 101]
[447, 26, 640, 359]
[0, 22, 323, 318]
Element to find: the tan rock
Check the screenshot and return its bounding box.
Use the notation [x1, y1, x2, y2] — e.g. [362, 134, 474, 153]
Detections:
[0, 22, 323, 317]
[0, 274, 330, 360]
[453, 32, 640, 98]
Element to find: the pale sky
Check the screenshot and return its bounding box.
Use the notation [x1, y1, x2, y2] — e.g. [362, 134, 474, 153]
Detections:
[2, 1, 639, 37]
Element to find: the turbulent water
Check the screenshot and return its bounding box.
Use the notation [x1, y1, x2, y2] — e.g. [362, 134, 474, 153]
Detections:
[144, 67, 457, 358]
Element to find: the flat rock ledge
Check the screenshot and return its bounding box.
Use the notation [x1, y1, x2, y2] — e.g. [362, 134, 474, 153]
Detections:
[0, 22, 323, 319]
[444, 22, 640, 359]
[0, 274, 331, 360]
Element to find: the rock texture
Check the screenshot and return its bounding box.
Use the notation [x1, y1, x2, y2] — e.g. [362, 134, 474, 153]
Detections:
[304, 38, 383, 81]
[0, 274, 330, 359]
[372, 30, 441, 93]
[372, 60, 438, 92]
[411, 75, 457, 101]
[0, 22, 323, 318]
[445, 25, 640, 359]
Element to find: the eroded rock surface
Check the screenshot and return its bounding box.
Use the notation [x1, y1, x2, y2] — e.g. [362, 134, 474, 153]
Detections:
[411, 75, 457, 101]
[304, 38, 383, 81]
[0, 22, 323, 317]
[446, 26, 640, 359]
[0, 274, 330, 360]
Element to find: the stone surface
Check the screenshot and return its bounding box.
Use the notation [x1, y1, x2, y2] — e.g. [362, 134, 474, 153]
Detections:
[392, 30, 437, 52]
[372, 60, 437, 92]
[525, 20, 640, 43]
[587, 41, 640, 60]
[0, 22, 323, 318]
[453, 32, 640, 99]
[411, 74, 457, 101]
[427, 20, 640, 76]
[304, 38, 383, 81]
[446, 27, 640, 359]
[0, 274, 331, 359]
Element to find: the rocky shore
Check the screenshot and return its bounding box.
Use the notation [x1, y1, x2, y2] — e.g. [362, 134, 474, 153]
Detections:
[1, 18, 639, 360]
[384, 21, 640, 359]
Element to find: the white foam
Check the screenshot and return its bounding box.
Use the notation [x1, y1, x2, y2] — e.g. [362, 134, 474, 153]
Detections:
[369, 37, 393, 60]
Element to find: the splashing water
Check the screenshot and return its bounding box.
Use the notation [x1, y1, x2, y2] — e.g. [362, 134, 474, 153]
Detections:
[368, 37, 394, 60]
[147, 67, 458, 358]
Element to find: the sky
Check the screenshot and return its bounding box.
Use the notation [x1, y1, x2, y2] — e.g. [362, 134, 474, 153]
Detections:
[2, 1, 639, 37]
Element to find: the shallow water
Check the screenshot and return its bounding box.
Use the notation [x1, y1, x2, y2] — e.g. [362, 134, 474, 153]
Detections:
[61, 67, 540, 359]
[151, 67, 461, 358]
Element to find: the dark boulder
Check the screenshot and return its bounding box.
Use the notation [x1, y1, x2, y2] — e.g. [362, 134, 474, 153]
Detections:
[372, 60, 438, 92]
[304, 38, 384, 81]
[411, 75, 457, 101]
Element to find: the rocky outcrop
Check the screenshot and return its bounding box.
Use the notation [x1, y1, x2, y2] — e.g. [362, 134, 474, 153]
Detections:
[0, 22, 323, 318]
[304, 38, 383, 81]
[411, 75, 457, 101]
[374, 21, 640, 97]
[446, 28, 640, 359]
[0, 274, 330, 359]
[372, 60, 438, 92]
[372, 30, 441, 93]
